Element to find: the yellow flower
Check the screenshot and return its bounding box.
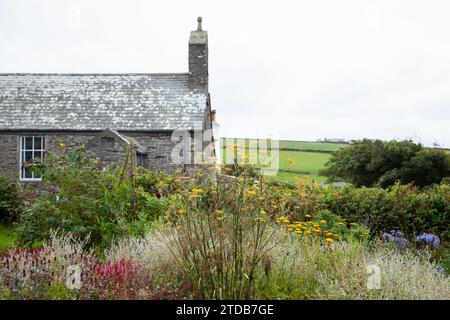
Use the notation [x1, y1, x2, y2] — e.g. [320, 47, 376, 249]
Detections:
[325, 238, 334, 245]
[216, 216, 224, 221]
[255, 217, 266, 222]
[191, 188, 203, 194]
[58, 143, 66, 148]
[319, 220, 326, 224]
[305, 230, 312, 235]
[305, 214, 311, 218]
[259, 210, 267, 215]
[215, 209, 224, 214]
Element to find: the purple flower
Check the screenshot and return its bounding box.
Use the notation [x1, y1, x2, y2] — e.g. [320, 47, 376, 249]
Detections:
[416, 233, 440, 248]
[382, 230, 409, 249]
[48, 186, 59, 193]
[437, 267, 446, 276]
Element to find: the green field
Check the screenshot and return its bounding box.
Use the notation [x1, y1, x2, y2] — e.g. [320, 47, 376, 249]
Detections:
[278, 140, 345, 151]
[0, 225, 16, 252]
[220, 138, 347, 183]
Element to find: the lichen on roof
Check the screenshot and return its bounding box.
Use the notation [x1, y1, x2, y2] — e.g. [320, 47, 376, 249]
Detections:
[0, 73, 208, 131]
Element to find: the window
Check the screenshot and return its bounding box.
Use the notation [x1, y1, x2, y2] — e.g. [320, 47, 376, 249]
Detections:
[20, 136, 45, 181]
[137, 153, 145, 167]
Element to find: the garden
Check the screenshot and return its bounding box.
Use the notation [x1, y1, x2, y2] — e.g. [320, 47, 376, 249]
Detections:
[0, 146, 449, 300]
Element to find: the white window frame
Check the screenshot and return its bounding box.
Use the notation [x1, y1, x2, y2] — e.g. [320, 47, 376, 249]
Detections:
[19, 136, 45, 181]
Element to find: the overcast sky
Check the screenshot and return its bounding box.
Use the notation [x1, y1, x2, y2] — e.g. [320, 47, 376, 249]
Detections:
[1, 0, 449, 147]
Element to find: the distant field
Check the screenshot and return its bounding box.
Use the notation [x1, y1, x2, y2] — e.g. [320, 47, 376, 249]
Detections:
[220, 138, 347, 183]
[278, 140, 345, 152]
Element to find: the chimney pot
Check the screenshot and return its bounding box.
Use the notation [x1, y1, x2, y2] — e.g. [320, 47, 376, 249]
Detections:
[197, 17, 202, 31]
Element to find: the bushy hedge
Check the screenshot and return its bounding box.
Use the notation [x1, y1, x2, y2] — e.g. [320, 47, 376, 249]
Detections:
[320, 183, 450, 241]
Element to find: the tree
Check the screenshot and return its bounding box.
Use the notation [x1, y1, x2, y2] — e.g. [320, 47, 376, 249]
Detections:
[320, 139, 450, 188]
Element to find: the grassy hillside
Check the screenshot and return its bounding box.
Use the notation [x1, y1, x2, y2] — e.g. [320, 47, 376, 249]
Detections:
[220, 138, 347, 183]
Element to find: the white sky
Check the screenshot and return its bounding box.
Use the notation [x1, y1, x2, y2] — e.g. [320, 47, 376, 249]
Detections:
[1, 0, 449, 147]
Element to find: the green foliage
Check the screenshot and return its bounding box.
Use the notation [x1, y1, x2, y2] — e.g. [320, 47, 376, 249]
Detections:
[321, 139, 450, 187]
[166, 168, 276, 299]
[0, 225, 17, 252]
[0, 174, 21, 223]
[17, 148, 167, 249]
[321, 183, 450, 241]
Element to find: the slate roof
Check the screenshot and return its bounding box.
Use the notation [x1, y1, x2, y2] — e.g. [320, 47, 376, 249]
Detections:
[0, 73, 208, 131]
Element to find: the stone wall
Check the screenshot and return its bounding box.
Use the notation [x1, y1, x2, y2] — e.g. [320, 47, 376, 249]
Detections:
[0, 130, 215, 181]
[0, 135, 19, 180]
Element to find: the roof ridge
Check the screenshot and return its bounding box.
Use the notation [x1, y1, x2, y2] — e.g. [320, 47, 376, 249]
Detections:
[0, 72, 190, 76]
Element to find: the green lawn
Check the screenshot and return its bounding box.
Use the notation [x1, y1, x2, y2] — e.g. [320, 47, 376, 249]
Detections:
[0, 225, 17, 252]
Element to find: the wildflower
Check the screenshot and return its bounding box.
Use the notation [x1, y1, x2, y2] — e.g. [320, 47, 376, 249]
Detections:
[305, 230, 312, 235]
[325, 238, 334, 245]
[48, 186, 59, 193]
[215, 209, 224, 214]
[190, 188, 204, 195]
[416, 233, 440, 249]
[438, 267, 446, 276]
[305, 214, 311, 218]
[58, 143, 66, 148]
[259, 210, 267, 215]
[319, 220, 326, 224]
[382, 230, 409, 250]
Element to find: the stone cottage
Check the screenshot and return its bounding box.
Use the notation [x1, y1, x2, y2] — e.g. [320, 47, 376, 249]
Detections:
[0, 17, 215, 182]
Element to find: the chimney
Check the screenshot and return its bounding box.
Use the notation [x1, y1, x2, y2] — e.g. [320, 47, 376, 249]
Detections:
[189, 17, 208, 89]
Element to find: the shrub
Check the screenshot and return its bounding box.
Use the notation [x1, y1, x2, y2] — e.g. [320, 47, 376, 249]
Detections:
[17, 148, 167, 248]
[0, 174, 21, 223]
[165, 169, 276, 299]
[321, 183, 450, 241]
[321, 139, 450, 187]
